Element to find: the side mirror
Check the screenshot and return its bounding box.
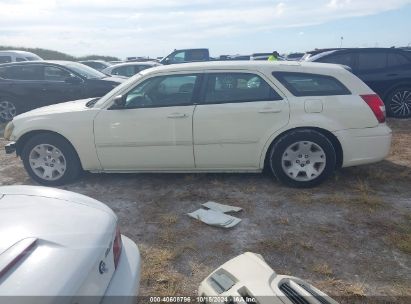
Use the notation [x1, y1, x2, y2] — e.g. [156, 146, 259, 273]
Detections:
[162, 57, 170, 65]
[65, 75, 82, 84]
[109, 95, 126, 109]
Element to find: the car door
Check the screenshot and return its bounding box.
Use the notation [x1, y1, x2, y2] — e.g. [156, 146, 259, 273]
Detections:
[0, 64, 46, 112]
[193, 72, 289, 169]
[40, 65, 85, 105]
[93, 73, 200, 170]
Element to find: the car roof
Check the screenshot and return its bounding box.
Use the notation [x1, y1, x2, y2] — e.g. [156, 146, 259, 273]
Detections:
[109, 61, 159, 67]
[140, 60, 347, 75]
[0, 50, 38, 55]
[0, 60, 83, 67]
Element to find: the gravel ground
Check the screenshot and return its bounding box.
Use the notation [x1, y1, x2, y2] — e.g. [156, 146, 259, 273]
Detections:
[0, 119, 410, 303]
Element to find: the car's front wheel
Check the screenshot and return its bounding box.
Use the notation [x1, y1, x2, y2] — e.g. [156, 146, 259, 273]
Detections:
[21, 133, 82, 186]
[269, 130, 336, 188]
[385, 86, 411, 118]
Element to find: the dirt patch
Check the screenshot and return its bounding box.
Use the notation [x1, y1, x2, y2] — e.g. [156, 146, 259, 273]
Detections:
[0, 119, 410, 301]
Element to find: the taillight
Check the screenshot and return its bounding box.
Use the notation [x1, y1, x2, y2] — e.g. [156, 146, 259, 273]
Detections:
[361, 94, 386, 123]
[113, 226, 122, 269]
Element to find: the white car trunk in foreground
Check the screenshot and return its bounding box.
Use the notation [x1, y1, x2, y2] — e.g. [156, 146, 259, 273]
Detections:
[0, 186, 140, 303]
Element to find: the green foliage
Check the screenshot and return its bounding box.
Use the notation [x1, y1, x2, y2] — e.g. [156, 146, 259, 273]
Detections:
[0, 46, 120, 62]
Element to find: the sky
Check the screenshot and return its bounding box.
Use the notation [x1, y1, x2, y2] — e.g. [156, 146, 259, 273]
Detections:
[0, 0, 411, 59]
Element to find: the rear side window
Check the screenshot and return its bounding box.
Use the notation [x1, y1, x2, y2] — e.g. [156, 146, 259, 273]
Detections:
[204, 73, 282, 104]
[387, 53, 410, 67]
[357, 52, 387, 71]
[273, 72, 350, 97]
[316, 52, 354, 68]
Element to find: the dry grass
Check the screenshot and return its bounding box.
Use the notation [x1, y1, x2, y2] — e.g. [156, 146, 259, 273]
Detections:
[312, 262, 333, 276]
[255, 237, 294, 253]
[292, 191, 314, 204]
[277, 217, 290, 225]
[316, 278, 366, 297]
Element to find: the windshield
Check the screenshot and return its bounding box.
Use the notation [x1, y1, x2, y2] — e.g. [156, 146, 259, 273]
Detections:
[63, 62, 106, 79]
[93, 72, 144, 108]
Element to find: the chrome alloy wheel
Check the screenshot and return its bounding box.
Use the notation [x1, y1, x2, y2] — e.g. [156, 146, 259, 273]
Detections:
[29, 144, 67, 181]
[0, 100, 17, 121]
[281, 141, 326, 181]
[390, 90, 411, 117]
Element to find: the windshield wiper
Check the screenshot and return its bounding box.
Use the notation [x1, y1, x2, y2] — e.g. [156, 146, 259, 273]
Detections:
[86, 97, 100, 108]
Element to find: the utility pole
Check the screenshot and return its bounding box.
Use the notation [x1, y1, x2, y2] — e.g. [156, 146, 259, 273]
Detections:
[340, 36, 344, 48]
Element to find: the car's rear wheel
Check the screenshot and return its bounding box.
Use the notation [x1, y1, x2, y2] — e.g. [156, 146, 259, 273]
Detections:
[21, 133, 82, 186]
[269, 130, 336, 188]
[0, 98, 18, 122]
[385, 86, 411, 118]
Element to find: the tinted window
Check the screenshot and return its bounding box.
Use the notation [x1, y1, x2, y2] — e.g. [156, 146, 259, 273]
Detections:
[204, 73, 281, 104]
[387, 53, 409, 67]
[112, 66, 135, 77]
[16, 57, 26, 62]
[0, 65, 42, 80]
[44, 66, 71, 81]
[170, 51, 185, 63]
[0, 56, 12, 64]
[124, 74, 198, 108]
[357, 52, 387, 71]
[316, 52, 354, 68]
[273, 72, 350, 97]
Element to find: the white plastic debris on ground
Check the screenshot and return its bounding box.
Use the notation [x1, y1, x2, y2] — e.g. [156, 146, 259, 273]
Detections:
[187, 201, 242, 228]
[202, 201, 243, 213]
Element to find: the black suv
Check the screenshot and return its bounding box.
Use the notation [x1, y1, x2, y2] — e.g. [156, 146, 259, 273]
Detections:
[307, 48, 411, 118]
[0, 61, 125, 121]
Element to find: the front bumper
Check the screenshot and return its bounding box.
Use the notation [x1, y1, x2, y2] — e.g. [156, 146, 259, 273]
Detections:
[5, 142, 16, 154]
[334, 124, 392, 167]
[101, 235, 141, 304]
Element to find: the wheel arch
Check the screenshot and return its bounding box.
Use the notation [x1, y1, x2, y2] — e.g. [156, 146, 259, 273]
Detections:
[263, 127, 343, 170]
[15, 130, 84, 169]
[382, 81, 411, 101]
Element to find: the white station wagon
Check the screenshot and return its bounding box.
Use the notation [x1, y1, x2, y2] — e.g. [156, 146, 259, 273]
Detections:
[4, 61, 392, 187]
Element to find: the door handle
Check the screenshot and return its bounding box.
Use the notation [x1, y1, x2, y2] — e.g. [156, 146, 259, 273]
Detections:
[258, 108, 282, 113]
[167, 113, 188, 118]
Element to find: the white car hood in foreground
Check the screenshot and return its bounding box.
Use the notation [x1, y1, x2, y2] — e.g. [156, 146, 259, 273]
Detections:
[0, 186, 117, 297]
[14, 98, 95, 120]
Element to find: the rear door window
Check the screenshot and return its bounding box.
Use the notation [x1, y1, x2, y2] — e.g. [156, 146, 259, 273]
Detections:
[273, 72, 350, 96]
[0, 65, 42, 80]
[0, 56, 12, 64]
[203, 73, 282, 104]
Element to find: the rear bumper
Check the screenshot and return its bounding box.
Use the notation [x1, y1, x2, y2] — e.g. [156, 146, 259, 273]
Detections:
[5, 142, 16, 154]
[335, 124, 392, 167]
[101, 236, 141, 304]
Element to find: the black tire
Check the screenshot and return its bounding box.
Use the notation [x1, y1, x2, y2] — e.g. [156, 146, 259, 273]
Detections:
[21, 133, 82, 186]
[269, 129, 336, 188]
[385, 86, 411, 118]
[0, 97, 19, 122]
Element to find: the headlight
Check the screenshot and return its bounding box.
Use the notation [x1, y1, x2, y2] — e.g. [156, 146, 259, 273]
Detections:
[4, 121, 14, 141]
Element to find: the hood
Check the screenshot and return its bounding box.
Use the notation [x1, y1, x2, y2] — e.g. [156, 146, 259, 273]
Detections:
[13, 98, 95, 120]
[93, 76, 127, 84]
[0, 186, 117, 296]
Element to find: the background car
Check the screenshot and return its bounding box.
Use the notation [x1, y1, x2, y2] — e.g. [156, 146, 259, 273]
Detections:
[4, 61, 391, 188]
[286, 52, 305, 61]
[0, 61, 125, 121]
[79, 60, 112, 71]
[0, 50, 43, 64]
[160, 48, 210, 65]
[0, 185, 140, 301]
[102, 61, 160, 78]
[307, 47, 411, 118]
